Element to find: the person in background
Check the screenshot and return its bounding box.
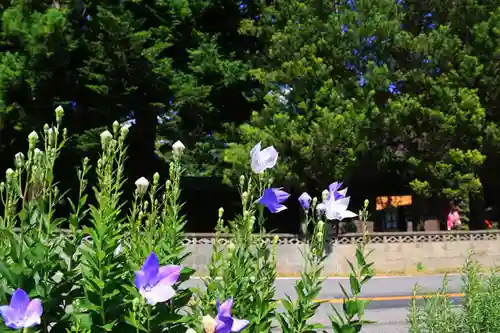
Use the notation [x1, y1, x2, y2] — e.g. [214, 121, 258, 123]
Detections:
[447, 204, 462, 230]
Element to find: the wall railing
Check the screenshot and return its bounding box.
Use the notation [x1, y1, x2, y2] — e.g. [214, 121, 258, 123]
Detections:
[182, 230, 500, 245]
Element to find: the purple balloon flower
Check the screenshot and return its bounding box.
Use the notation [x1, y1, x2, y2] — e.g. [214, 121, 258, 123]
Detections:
[202, 298, 249, 333]
[258, 188, 290, 213]
[134, 252, 182, 305]
[298, 192, 312, 210]
[0, 288, 43, 329]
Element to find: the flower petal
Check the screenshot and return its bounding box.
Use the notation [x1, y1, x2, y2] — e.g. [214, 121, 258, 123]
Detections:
[142, 252, 160, 282]
[258, 189, 274, 206]
[329, 181, 342, 192]
[0, 305, 20, 329]
[140, 283, 176, 305]
[270, 204, 287, 213]
[316, 202, 326, 214]
[250, 143, 263, 173]
[327, 182, 343, 199]
[231, 318, 249, 332]
[340, 210, 358, 220]
[202, 315, 217, 333]
[337, 187, 348, 196]
[157, 265, 182, 286]
[10, 289, 30, 313]
[258, 146, 278, 170]
[214, 315, 233, 333]
[325, 197, 351, 220]
[22, 299, 42, 328]
[218, 298, 233, 317]
[333, 196, 350, 209]
[250, 142, 261, 159]
[134, 270, 147, 290]
[272, 188, 290, 203]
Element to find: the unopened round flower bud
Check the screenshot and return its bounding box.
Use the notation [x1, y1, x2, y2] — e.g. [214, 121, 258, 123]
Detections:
[100, 130, 113, 149]
[153, 172, 160, 185]
[83, 157, 89, 166]
[47, 128, 55, 146]
[63, 128, 68, 140]
[312, 197, 318, 207]
[109, 139, 117, 150]
[321, 189, 329, 201]
[218, 207, 224, 218]
[5, 168, 14, 183]
[34, 148, 43, 161]
[55, 105, 64, 122]
[132, 297, 141, 311]
[172, 140, 186, 156]
[247, 181, 253, 193]
[143, 200, 149, 211]
[120, 125, 129, 140]
[165, 180, 171, 191]
[0, 182, 5, 192]
[239, 175, 245, 187]
[135, 177, 149, 196]
[241, 191, 248, 204]
[14, 152, 25, 168]
[317, 220, 325, 231]
[249, 215, 256, 227]
[28, 131, 39, 149]
[364, 199, 369, 208]
[112, 121, 120, 135]
[43, 124, 49, 134]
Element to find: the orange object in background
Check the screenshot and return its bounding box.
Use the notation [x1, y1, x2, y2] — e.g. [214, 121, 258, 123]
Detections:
[376, 195, 413, 211]
[485, 220, 493, 228]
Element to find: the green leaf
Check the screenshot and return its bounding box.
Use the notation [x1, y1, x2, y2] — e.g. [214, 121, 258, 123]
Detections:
[340, 324, 357, 333]
[0, 261, 16, 286]
[360, 263, 374, 278]
[331, 321, 342, 333]
[342, 299, 359, 320]
[101, 320, 117, 331]
[79, 299, 100, 311]
[18, 209, 28, 223]
[349, 275, 361, 295]
[355, 248, 366, 267]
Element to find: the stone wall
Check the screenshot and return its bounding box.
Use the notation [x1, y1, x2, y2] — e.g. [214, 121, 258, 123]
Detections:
[183, 230, 500, 275]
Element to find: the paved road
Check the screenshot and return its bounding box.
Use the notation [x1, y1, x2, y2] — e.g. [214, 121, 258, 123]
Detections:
[185, 274, 464, 332]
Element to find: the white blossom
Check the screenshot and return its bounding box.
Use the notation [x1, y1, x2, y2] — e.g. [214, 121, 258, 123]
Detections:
[250, 142, 278, 173]
[135, 177, 149, 195]
[172, 140, 186, 156]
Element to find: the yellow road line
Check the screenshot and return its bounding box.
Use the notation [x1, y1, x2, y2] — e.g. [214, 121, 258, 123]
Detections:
[312, 293, 465, 304]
